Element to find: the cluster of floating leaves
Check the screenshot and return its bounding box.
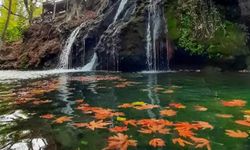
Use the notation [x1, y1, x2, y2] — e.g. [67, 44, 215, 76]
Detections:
[14, 79, 58, 105]
[39, 97, 250, 150]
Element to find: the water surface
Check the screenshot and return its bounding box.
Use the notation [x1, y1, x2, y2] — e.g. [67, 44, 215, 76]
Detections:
[0, 71, 250, 150]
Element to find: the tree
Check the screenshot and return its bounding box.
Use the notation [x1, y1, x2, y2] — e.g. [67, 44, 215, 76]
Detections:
[1, 0, 12, 40]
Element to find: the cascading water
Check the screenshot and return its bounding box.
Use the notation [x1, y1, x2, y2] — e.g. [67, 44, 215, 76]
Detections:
[58, 24, 83, 69]
[113, 0, 128, 22]
[146, 0, 166, 71]
[82, 53, 98, 71]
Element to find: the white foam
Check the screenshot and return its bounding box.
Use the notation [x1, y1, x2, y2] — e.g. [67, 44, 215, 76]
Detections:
[0, 69, 83, 80]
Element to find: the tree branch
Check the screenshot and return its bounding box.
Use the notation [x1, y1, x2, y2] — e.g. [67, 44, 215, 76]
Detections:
[0, 5, 28, 19]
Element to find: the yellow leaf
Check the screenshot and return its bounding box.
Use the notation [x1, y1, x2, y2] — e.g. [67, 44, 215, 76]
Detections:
[132, 101, 145, 106]
[117, 117, 127, 122]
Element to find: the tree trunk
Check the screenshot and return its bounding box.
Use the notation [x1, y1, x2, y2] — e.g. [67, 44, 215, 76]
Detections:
[1, 0, 12, 41]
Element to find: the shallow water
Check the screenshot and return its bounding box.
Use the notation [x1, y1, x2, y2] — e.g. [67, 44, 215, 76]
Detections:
[0, 71, 250, 150]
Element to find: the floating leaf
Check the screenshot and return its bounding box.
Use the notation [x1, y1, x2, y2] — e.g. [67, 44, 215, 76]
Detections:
[215, 114, 233, 118]
[190, 136, 211, 150]
[221, 99, 246, 107]
[117, 117, 126, 122]
[104, 133, 137, 150]
[163, 90, 174, 94]
[169, 103, 186, 109]
[118, 103, 133, 108]
[149, 138, 166, 147]
[225, 130, 249, 138]
[138, 125, 170, 134]
[235, 120, 250, 127]
[109, 126, 128, 133]
[85, 120, 111, 131]
[73, 123, 88, 128]
[172, 138, 193, 147]
[194, 105, 208, 111]
[54, 116, 72, 124]
[193, 121, 214, 130]
[160, 109, 177, 117]
[132, 101, 145, 106]
[242, 110, 250, 115]
[40, 114, 54, 119]
[123, 120, 137, 127]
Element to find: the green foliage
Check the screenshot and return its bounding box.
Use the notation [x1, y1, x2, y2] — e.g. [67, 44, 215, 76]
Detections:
[165, 0, 249, 57]
[0, 0, 42, 42]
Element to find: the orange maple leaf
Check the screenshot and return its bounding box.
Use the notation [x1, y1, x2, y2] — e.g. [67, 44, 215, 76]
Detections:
[160, 109, 177, 117]
[149, 138, 166, 147]
[221, 99, 246, 107]
[40, 114, 54, 119]
[138, 125, 170, 134]
[123, 120, 137, 127]
[169, 103, 186, 109]
[118, 103, 133, 108]
[225, 130, 249, 138]
[137, 119, 173, 127]
[172, 138, 193, 147]
[104, 133, 137, 150]
[85, 120, 111, 130]
[193, 121, 214, 130]
[235, 120, 250, 127]
[54, 116, 72, 124]
[190, 136, 211, 150]
[109, 126, 128, 133]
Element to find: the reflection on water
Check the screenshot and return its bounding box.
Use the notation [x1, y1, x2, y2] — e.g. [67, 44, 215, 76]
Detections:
[0, 72, 250, 149]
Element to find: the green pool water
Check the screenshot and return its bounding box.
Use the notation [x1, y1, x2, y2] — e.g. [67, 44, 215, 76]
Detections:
[0, 72, 250, 150]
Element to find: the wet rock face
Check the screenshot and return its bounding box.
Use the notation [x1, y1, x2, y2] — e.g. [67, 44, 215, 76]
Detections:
[1, 0, 168, 72]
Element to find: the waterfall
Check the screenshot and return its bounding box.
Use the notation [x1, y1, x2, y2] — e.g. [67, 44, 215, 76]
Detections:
[146, 0, 164, 71]
[113, 0, 128, 22]
[82, 53, 98, 71]
[58, 24, 83, 69]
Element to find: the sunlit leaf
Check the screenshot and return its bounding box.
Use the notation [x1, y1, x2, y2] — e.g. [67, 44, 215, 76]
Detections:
[149, 138, 166, 147]
[132, 101, 146, 106]
[104, 133, 137, 150]
[225, 130, 249, 138]
[117, 117, 127, 122]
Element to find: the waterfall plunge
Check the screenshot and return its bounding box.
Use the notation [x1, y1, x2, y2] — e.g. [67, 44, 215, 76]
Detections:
[58, 24, 83, 69]
[146, 0, 164, 71]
